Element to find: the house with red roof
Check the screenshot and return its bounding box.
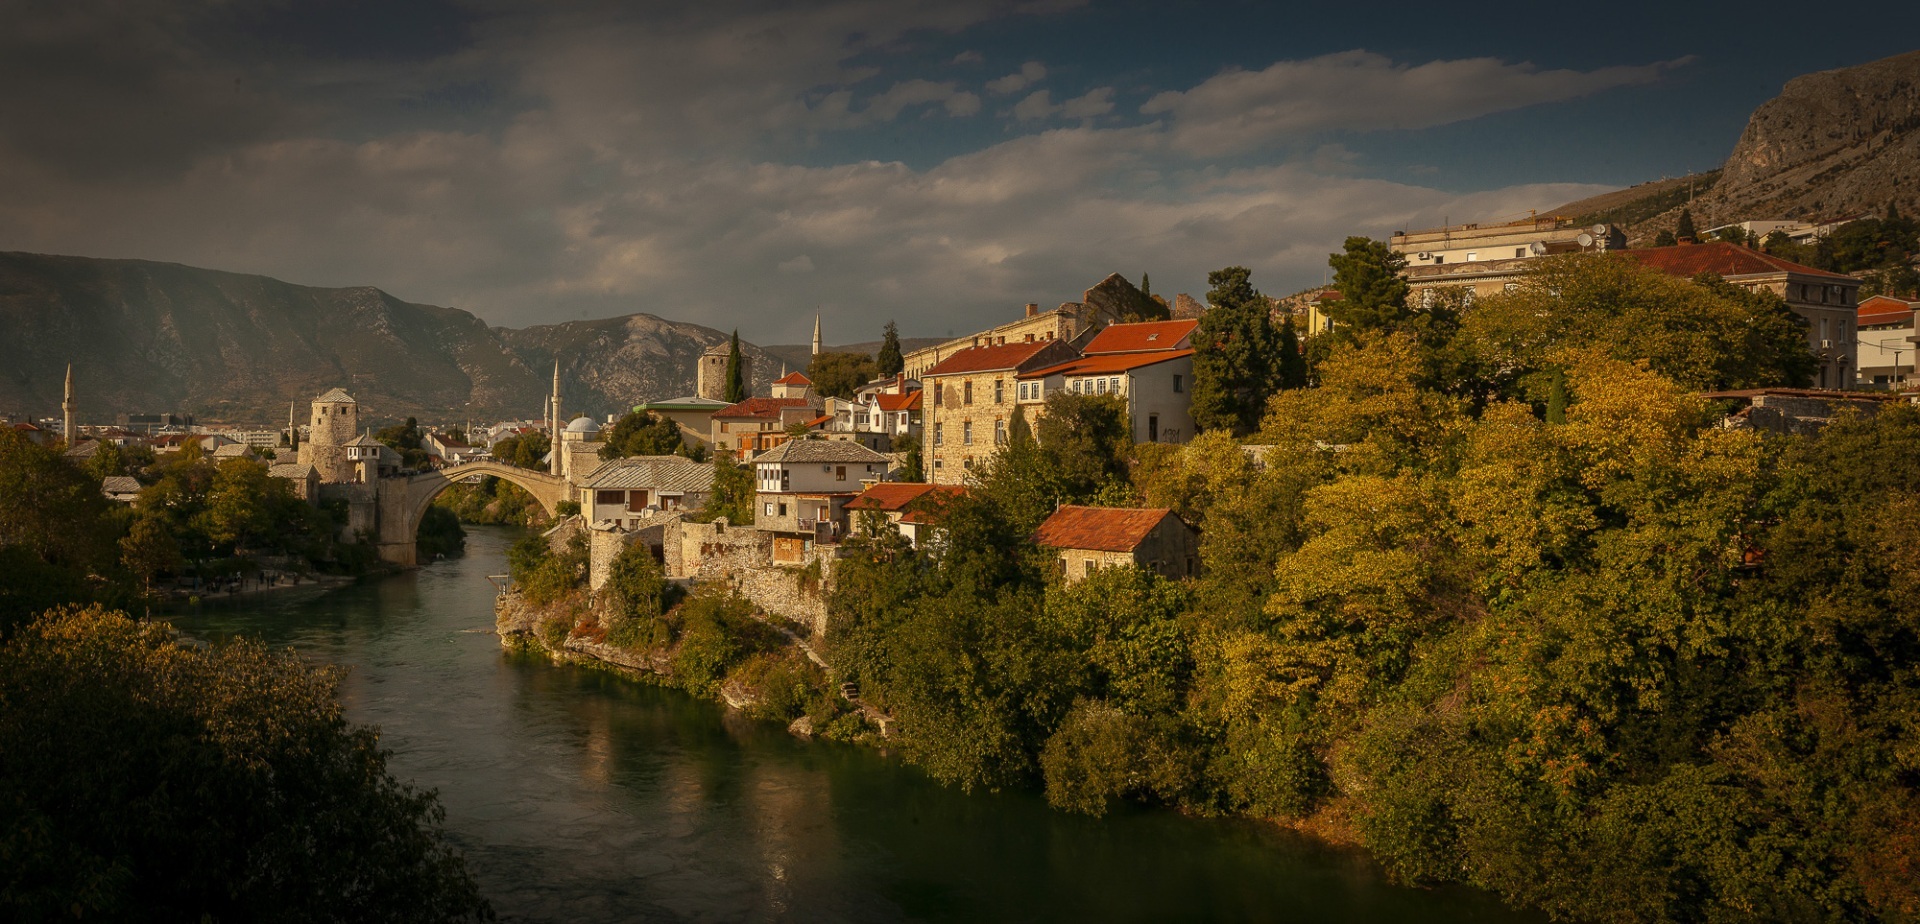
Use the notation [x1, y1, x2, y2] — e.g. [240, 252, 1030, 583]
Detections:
[1017, 319, 1199, 445]
[1033, 505, 1199, 583]
[708, 396, 818, 460]
[1856, 294, 1919, 387]
[770, 370, 814, 400]
[1622, 243, 1864, 389]
[844, 482, 965, 548]
[919, 337, 1078, 484]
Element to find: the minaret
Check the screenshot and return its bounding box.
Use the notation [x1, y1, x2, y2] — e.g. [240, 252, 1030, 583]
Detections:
[549, 359, 563, 476]
[811, 314, 822, 356]
[62, 363, 75, 445]
[288, 400, 298, 449]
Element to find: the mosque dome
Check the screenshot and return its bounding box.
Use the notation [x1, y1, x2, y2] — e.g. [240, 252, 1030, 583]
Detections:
[565, 416, 601, 434]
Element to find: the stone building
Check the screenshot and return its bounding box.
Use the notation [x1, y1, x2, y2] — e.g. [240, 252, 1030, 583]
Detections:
[920, 338, 1078, 484]
[695, 343, 748, 401]
[1393, 216, 1625, 305]
[577, 455, 714, 528]
[709, 396, 817, 460]
[556, 416, 605, 481]
[1033, 505, 1199, 583]
[1017, 319, 1199, 445]
[1625, 243, 1864, 389]
[752, 438, 892, 560]
[901, 273, 1151, 379]
[296, 388, 360, 484]
[631, 395, 728, 447]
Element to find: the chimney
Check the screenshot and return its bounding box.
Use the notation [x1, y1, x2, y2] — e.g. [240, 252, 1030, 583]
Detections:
[1025, 303, 1038, 318]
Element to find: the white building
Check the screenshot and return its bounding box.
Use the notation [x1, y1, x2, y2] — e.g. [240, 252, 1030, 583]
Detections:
[578, 456, 714, 529]
[1857, 295, 1920, 388]
[752, 439, 892, 559]
[1017, 319, 1199, 445]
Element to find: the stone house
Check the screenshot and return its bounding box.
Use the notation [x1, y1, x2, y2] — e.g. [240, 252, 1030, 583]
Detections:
[630, 395, 728, 448]
[920, 338, 1079, 485]
[1625, 243, 1863, 389]
[844, 481, 965, 549]
[1033, 505, 1200, 583]
[1856, 294, 1919, 388]
[100, 476, 142, 504]
[267, 462, 320, 503]
[900, 273, 1151, 378]
[1018, 319, 1199, 445]
[753, 439, 892, 561]
[577, 455, 714, 528]
[710, 396, 818, 460]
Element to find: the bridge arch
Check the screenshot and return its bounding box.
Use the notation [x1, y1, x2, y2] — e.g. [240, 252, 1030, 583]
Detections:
[376, 461, 572, 566]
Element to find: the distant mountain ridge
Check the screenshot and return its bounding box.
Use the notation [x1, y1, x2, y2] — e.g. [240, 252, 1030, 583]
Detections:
[0, 251, 778, 425]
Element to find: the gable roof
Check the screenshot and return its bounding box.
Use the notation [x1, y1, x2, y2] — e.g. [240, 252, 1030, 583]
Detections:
[581, 455, 714, 493]
[1859, 295, 1919, 326]
[1082, 319, 1199, 354]
[1621, 243, 1857, 282]
[268, 463, 317, 480]
[845, 482, 963, 511]
[711, 396, 811, 419]
[873, 391, 923, 412]
[100, 476, 142, 495]
[753, 439, 891, 465]
[922, 340, 1065, 377]
[1019, 349, 1194, 379]
[1033, 505, 1187, 553]
[638, 395, 729, 412]
[774, 371, 813, 386]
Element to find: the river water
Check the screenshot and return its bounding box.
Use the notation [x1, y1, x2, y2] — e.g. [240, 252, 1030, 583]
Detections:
[175, 526, 1541, 923]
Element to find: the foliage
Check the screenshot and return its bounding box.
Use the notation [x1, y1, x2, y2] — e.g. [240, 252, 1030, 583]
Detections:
[876, 321, 904, 377]
[1759, 215, 1920, 298]
[1675, 207, 1697, 241]
[432, 475, 550, 528]
[668, 588, 776, 695]
[806, 351, 879, 400]
[0, 606, 490, 921]
[601, 540, 667, 649]
[1652, 229, 1677, 247]
[1326, 236, 1412, 333]
[725, 330, 746, 403]
[1190, 266, 1281, 436]
[488, 431, 551, 471]
[598, 411, 686, 460]
[694, 454, 755, 525]
[375, 416, 432, 470]
[0, 428, 124, 632]
[415, 505, 467, 559]
[893, 433, 924, 483]
[508, 530, 586, 607]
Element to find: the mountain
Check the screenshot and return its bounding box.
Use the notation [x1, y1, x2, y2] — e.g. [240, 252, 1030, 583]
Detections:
[0, 251, 777, 425]
[758, 337, 950, 375]
[1552, 50, 1920, 242]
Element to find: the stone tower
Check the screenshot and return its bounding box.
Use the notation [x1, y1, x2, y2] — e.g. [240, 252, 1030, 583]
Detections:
[297, 388, 359, 484]
[62, 363, 75, 444]
[696, 342, 746, 402]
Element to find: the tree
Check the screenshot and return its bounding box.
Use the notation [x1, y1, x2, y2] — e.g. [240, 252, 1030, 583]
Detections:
[193, 459, 279, 552]
[0, 606, 491, 921]
[1653, 229, 1678, 247]
[0, 428, 123, 632]
[1326, 237, 1411, 333]
[1675, 207, 1697, 242]
[376, 417, 431, 470]
[120, 513, 184, 593]
[1190, 266, 1280, 436]
[598, 411, 685, 460]
[807, 351, 879, 400]
[725, 330, 746, 403]
[1140, 273, 1151, 300]
[1275, 316, 1307, 390]
[894, 434, 924, 483]
[876, 321, 904, 377]
[699, 454, 755, 525]
[489, 431, 550, 470]
[83, 440, 125, 481]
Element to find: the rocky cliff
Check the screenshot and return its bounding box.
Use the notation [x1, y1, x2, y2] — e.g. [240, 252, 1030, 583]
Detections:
[0, 251, 775, 425]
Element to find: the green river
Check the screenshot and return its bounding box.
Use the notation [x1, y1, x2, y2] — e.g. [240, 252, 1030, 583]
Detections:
[175, 525, 1544, 923]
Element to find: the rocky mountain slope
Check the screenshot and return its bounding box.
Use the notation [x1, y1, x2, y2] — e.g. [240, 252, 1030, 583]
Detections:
[0, 252, 775, 425]
[1553, 50, 1920, 242]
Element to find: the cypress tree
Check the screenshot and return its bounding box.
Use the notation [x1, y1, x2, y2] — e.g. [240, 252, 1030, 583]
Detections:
[1190, 266, 1279, 436]
[1326, 237, 1411, 332]
[877, 321, 904, 377]
[1676, 208, 1697, 243]
[1275, 316, 1307, 389]
[724, 330, 745, 403]
[1654, 230, 1678, 247]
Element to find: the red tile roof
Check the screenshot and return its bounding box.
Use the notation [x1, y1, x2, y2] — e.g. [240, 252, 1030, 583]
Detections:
[873, 391, 923, 412]
[1033, 505, 1186, 553]
[775, 371, 813, 386]
[11, 422, 40, 431]
[804, 414, 833, 428]
[1082, 320, 1199, 354]
[712, 397, 811, 419]
[846, 482, 966, 519]
[1621, 242, 1856, 282]
[1019, 349, 1193, 379]
[922, 340, 1061, 377]
[1859, 295, 1919, 326]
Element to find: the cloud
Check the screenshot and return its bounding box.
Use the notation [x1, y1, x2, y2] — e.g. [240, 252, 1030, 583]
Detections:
[778, 254, 815, 273]
[1141, 50, 1691, 156]
[986, 61, 1046, 94]
[951, 50, 983, 65]
[1012, 86, 1115, 121]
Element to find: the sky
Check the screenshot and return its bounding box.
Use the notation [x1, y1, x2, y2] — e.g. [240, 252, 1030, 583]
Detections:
[4, 0, 1917, 344]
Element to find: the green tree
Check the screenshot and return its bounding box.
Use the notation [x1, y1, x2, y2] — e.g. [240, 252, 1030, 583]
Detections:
[893, 434, 924, 483]
[725, 330, 746, 403]
[488, 431, 551, 471]
[1675, 207, 1697, 242]
[376, 417, 431, 470]
[0, 428, 123, 631]
[598, 411, 685, 460]
[1275, 316, 1307, 389]
[876, 321, 905, 377]
[1653, 229, 1678, 247]
[699, 454, 755, 525]
[120, 513, 185, 593]
[82, 440, 125, 480]
[193, 459, 279, 552]
[0, 606, 491, 921]
[1326, 236, 1412, 333]
[806, 351, 879, 399]
[1190, 266, 1280, 436]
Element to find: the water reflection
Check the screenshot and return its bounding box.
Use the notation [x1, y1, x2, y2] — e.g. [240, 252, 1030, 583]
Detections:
[174, 527, 1541, 924]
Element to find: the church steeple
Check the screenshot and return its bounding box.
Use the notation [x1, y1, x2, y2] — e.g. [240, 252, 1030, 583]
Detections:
[62, 363, 75, 446]
[812, 314, 822, 356]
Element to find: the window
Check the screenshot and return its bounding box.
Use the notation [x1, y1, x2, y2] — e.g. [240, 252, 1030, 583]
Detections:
[1173, 374, 1183, 393]
[935, 382, 944, 406]
[1433, 255, 1445, 265]
[720, 422, 730, 433]
[597, 490, 623, 506]
[995, 419, 1006, 445]
[934, 424, 944, 447]
[962, 421, 972, 445]
[1515, 248, 1526, 258]
[1084, 559, 1095, 576]
[1110, 377, 1121, 393]
[1148, 414, 1159, 442]
[835, 465, 846, 482]
[994, 379, 1004, 403]
[778, 503, 788, 517]
[964, 381, 973, 405]
[1466, 251, 1478, 262]
[964, 455, 974, 469]
[1097, 378, 1108, 394]
[764, 502, 776, 516]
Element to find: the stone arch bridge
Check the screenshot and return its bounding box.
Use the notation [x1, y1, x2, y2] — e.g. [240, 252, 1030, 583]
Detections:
[374, 461, 570, 566]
